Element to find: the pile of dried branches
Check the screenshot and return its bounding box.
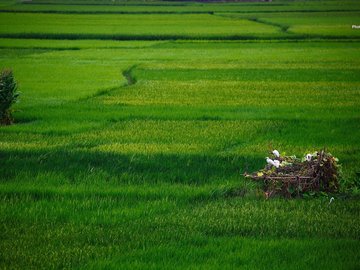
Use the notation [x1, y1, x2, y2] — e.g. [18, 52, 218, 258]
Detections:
[245, 150, 340, 198]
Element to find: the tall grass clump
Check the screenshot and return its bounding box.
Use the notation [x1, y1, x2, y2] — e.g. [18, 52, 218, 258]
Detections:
[0, 68, 19, 125]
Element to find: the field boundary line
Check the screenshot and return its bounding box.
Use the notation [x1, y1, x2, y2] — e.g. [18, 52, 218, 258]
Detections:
[1, 9, 360, 15]
[78, 65, 138, 102]
[1, 33, 360, 41]
[122, 65, 137, 86]
[78, 85, 123, 102]
[247, 17, 290, 33]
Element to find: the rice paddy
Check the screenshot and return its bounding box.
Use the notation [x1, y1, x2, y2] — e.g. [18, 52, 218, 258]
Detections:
[1, 0, 360, 269]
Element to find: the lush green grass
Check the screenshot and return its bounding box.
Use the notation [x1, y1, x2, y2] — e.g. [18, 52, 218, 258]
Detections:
[1, 9, 360, 40]
[0, 38, 166, 49]
[239, 11, 360, 37]
[0, 12, 279, 39]
[1, 192, 359, 269]
[1, 1, 360, 269]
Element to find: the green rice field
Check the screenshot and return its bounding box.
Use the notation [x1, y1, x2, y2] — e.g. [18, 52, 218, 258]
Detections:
[1, 0, 360, 269]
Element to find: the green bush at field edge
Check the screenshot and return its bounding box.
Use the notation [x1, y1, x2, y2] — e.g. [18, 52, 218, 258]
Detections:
[0, 68, 19, 125]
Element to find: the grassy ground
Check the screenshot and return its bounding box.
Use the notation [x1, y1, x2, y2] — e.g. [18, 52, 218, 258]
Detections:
[1, 6, 360, 40]
[1, 0, 360, 269]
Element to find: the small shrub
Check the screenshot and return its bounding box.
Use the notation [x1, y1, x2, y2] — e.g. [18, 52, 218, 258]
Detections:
[245, 150, 341, 199]
[0, 69, 19, 125]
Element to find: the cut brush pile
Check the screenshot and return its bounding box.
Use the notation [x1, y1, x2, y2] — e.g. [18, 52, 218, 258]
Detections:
[245, 150, 341, 198]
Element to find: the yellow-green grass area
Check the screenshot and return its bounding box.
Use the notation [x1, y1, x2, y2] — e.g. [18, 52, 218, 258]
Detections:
[0, 12, 279, 38]
[219, 11, 360, 38]
[2, 10, 360, 41]
[1, 38, 360, 268]
[0, 38, 167, 49]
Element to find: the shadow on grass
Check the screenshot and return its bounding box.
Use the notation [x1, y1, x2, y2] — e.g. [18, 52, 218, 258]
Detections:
[0, 148, 261, 185]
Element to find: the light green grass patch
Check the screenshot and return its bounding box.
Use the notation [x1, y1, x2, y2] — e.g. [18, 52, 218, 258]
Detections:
[0, 12, 279, 37]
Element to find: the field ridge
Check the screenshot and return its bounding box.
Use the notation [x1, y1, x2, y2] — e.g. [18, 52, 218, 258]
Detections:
[1, 33, 360, 41]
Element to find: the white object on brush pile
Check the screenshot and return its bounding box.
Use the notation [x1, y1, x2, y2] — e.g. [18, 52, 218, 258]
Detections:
[266, 157, 275, 166]
[272, 150, 280, 158]
[273, 160, 280, 168]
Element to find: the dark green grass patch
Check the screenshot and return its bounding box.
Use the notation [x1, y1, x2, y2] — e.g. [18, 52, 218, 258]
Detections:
[2, 32, 360, 41]
[85, 237, 360, 270]
[0, 149, 252, 185]
[1, 190, 359, 269]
